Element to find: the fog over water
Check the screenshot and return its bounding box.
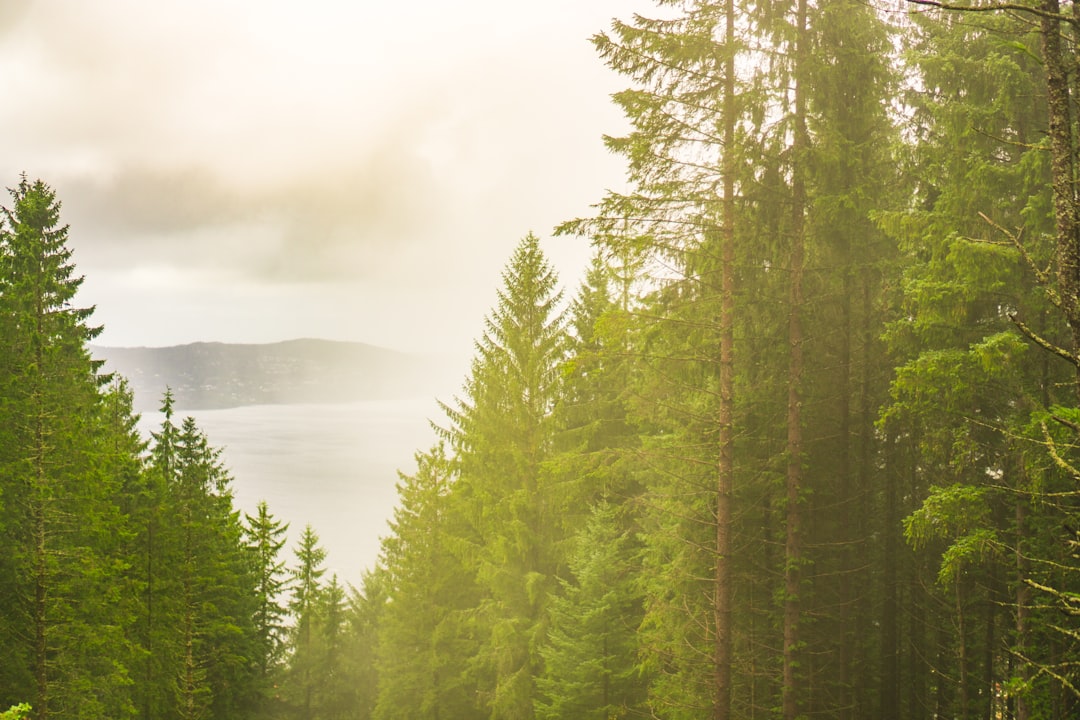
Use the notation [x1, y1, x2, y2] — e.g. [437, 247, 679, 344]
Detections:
[138, 396, 446, 589]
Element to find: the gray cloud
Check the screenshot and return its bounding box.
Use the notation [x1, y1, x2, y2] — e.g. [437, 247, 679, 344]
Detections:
[0, 1, 30, 39]
[58, 122, 451, 284]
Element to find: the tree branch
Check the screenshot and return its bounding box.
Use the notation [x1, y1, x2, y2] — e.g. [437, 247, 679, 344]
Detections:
[907, 0, 1080, 27]
[1009, 311, 1079, 366]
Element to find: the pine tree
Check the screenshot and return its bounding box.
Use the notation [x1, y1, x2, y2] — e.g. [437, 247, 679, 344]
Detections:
[287, 525, 327, 720]
[534, 501, 646, 720]
[316, 574, 351, 720]
[563, 3, 758, 714]
[880, 4, 1076, 716]
[438, 232, 566, 718]
[245, 499, 290, 707]
[552, 253, 641, 517]
[143, 404, 259, 720]
[565, 2, 906, 716]
[133, 390, 180, 720]
[347, 568, 389, 720]
[374, 444, 483, 720]
[0, 175, 135, 719]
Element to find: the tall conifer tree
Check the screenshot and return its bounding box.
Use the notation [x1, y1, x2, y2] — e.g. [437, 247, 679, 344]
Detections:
[287, 525, 327, 720]
[0, 176, 134, 719]
[375, 444, 483, 720]
[244, 500, 290, 712]
[439, 232, 566, 718]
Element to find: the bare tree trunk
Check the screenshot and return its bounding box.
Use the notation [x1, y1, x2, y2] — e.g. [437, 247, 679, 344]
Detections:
[983, 578, 996, 720]
[838, 279, 854, 720]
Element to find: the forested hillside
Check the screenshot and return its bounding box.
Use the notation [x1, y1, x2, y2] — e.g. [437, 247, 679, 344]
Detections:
[1, 2, 1079, 720]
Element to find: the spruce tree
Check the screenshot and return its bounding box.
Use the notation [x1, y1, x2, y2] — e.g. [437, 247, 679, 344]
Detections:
[347, 568, 389, 720]
[244, 500, 290, 701]
[534, 501, 646, 720]
[144, 405, 260, 720]
[438, 232, 566, 718]
[374, 444, 483, 720]
[882, 4, 1079, 715]
[287, 525, 327, 720]
[563, 2, 757, 713]
[0, 176, 134, 719]
[316, 574, 352, 720]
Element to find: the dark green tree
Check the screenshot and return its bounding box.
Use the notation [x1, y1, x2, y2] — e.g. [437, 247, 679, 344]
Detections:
[0, 176, 135, 719]
[177, 417, 259, 720]
[880, 5, 1076, 717]
[141, 405, 259, 720]
[245, 499, 291, 708]
[286, 525, 327, 720]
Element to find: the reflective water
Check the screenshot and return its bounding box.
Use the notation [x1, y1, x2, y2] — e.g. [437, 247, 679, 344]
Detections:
[138, 397, 443, 589]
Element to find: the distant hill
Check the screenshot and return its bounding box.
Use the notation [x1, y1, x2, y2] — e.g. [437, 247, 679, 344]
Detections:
[91, 339, 448, 411]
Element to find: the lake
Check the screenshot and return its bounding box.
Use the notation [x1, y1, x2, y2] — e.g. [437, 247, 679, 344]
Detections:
[138, 397, 446, 590]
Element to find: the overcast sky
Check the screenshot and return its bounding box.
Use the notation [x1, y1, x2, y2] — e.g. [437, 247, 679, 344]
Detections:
[0, 0, 650, 360]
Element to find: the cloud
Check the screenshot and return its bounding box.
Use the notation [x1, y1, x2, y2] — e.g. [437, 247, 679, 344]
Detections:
[56, 107, 457, 285]
[0, 1, 30, 40]
[0, 0, 645, 353]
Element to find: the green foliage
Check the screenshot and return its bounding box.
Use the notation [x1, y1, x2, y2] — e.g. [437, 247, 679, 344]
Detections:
[0, 176, 136, 719]
[436, 232, 568, 719]
[244, 500, 290, 711]
[535, 501, 647, 720]
[0, 705, 30, 720]
[375, 444, 483, 719]
[0, 175, 308, 719]
[903, 484, 1005, 585]
[3, 0, 1080, 716]
[904, 484, 990, 551]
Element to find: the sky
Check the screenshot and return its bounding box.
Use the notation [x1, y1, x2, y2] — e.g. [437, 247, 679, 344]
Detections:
[0, 0, 652, 362]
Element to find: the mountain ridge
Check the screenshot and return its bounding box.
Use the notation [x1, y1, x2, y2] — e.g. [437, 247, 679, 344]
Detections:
[91, 338, 447, 411]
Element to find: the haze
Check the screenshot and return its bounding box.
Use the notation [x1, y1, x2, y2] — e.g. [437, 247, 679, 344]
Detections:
[0, 0, 650, 360]
[0, 0, 663, 582]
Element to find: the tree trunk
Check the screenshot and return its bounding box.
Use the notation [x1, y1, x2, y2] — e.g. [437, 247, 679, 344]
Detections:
[783, 0, 808, 714]
[713, 0, 736, 717]
[837, 185, 854, 720]
[957, 582, 970, 719]
[982, 580, 996, 720]
[33, 328, 49, 720]
[1016, 493, 1031, 720]
[1040, 0, 1080, 396]
[882, 437, 900, 720]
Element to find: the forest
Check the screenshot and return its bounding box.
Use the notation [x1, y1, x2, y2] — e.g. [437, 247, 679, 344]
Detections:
[2, 0, 1080, 719]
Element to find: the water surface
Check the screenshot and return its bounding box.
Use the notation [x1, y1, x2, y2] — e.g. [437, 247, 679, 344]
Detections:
[139, 397, 443, 589]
